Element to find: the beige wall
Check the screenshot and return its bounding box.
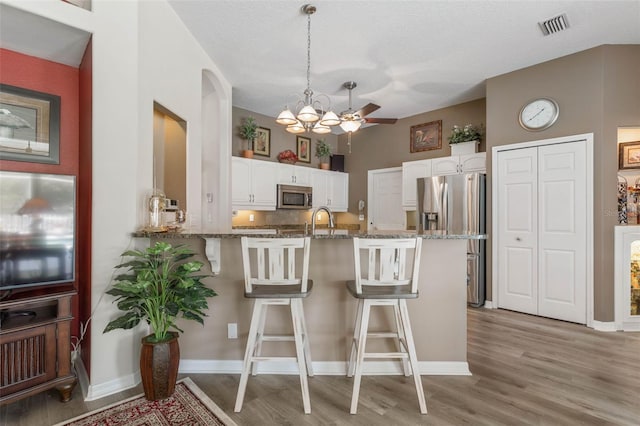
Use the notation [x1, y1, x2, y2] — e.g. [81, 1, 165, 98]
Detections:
[486, 45, 640, 321]
[337, 98, 487, 224]
[232, 106, 339, 168]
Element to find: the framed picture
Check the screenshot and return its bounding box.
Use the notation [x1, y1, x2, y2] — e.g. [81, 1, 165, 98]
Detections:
[619, 141, 640, 170]
[410, 120, 442, 153]
[296, 135, 311, 163]
[254, 127, 270, 157]
[0, 84, 61, 164]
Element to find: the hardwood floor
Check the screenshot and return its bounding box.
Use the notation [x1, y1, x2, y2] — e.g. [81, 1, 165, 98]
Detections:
[2, 308, 639, 425]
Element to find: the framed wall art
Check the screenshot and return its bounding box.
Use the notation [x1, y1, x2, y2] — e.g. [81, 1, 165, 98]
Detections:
[296, 135, 311, 163]
[0, 84, 61, 164]
[410, 120, 442, 153]
[254, 127, 270, 157]
[619, 141, 640, 170]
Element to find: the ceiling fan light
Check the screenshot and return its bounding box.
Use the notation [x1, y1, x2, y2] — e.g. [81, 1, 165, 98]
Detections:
[312, 122, 331, 134]
[340, 119, 362, 133]
[286, 121, 306, 134]
[276, 108, 297, 125]
[297, 104, 319, 122]
[319, 110, 341, 126]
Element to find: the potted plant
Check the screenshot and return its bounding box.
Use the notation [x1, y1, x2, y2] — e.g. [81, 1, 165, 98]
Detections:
[103, 242, 217, 400]
[315, 138, 332, 170]
[448, 123, 483, 155]
[239, 116, 258, 158]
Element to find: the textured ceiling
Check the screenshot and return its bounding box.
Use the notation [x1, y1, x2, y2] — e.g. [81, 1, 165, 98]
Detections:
[168, 0, 640, 126]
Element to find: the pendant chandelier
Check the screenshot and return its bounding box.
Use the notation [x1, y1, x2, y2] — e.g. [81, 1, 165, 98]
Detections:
[276, 4, 359, 135]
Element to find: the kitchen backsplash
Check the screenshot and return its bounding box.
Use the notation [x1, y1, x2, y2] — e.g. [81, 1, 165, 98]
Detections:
[233, 210, 351, 227]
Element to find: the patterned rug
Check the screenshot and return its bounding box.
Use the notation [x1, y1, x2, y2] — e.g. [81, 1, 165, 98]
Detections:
[54, 377, 237, 426]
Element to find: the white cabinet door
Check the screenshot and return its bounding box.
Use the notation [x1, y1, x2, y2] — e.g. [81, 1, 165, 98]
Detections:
[311, 170, 348, 212]
[251, 161, 278, 207]
[402, 159, 431, 209]
[329, 172, 348, 212]
[432, 153, 486, 176]
[497, 141, 587, 324]
[277, 164, 311, 185]
[369, 168, 404, 230]
[537, 141, 587, 324]
[232, 157, 252, 207]
[497, 147, 538, 315]
[460, 153, 486, 172]
[431, 157, 459, 176]
[232, 157, 277, 210]
[311, 170, 329, 208]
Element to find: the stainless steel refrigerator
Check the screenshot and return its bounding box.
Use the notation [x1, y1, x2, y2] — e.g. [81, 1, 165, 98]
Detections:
[417, 173, 486, 307]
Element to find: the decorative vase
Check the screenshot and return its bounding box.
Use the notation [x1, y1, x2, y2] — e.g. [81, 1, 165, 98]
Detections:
[319, 162, 329, 170]
[242, 149, 254, 158]
[450, 140, 478, 156]
[140, 332, 180, 401]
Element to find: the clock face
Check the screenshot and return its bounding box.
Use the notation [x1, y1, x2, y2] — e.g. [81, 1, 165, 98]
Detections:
[519, 98, 559, 131]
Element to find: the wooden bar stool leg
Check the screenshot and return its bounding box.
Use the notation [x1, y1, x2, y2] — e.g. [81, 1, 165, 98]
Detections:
[251, 306, 268, 376]
[393, 302, 411, 376]
[235, 300, 264, 412]
[350, 300, 371, 414]
[298, 301, 314, 377]
[291, 299, 311, 414]
[399, 299, 427, 414]
[347, 299, 364, 377]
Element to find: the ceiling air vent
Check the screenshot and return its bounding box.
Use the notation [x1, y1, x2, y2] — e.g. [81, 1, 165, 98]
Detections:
[539, 13, 569, 36]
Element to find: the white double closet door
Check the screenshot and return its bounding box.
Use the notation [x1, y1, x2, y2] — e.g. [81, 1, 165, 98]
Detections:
[497, 140, 588, 324]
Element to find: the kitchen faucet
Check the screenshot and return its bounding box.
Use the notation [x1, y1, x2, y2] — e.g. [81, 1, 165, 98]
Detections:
[311, 206, 334, 233]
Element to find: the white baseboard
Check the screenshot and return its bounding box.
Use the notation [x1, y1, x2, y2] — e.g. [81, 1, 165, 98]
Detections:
[83, 369, 141, 401]
[483, 300, 495, 309]
[592, 321, 617, 332]
[179, 359, 471, 376]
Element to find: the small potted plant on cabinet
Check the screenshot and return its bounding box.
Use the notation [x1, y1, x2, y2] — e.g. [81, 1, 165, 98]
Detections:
[448, 123, 483, 156]
[315, 138, 332, 170]
[103, 242, 217, 401]
[239, 117, 258, 158]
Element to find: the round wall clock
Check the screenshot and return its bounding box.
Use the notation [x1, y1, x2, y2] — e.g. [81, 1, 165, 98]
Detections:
[518, 98, 559, 131]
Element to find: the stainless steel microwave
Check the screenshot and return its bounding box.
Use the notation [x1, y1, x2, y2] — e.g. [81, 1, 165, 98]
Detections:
[277, 184, 312, 210]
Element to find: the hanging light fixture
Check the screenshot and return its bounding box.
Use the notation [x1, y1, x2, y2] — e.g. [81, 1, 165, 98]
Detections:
[276, 4, 340, 135]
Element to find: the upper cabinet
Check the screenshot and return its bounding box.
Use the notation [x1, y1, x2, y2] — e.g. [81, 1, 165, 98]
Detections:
[402, 159, 432, 210]
[232, 157, 278, 210]
[311, 170, 349, 212]
[431, 152, 486, 176]
[277, 163, 311, 186]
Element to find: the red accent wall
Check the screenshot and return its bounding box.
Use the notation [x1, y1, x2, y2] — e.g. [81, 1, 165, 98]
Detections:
[0, 48, 82, 339]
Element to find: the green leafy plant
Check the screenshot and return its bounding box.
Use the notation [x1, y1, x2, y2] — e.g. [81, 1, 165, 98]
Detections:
[103, 242, 217, 343]
[239, 117, 258, 150]
[448, 124, 483, 144]
[315, 138, 332, 161]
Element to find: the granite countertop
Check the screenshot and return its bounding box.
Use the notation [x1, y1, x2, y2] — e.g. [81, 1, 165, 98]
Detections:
[133, 228, 487, 240]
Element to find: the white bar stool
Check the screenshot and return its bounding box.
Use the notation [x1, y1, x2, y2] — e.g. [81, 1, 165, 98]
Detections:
[346, 237, 427, 414]
[234, 237, 314, 414]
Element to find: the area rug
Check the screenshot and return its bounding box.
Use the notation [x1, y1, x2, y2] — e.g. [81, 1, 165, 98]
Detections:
[54, 377, 237, 426]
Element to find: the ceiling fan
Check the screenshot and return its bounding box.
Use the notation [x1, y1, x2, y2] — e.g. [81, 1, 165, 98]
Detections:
[339, 81, 397, 152]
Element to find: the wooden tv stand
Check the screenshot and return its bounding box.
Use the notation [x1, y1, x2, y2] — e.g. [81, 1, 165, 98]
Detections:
[0, 289, 77, 405]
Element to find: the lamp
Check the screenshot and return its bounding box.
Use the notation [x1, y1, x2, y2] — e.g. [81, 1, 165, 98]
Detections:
[277, 4, 342, 135]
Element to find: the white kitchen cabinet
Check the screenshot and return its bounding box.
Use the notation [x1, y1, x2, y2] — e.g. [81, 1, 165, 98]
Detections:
[431, 152, 485, 176]
[401, 159, 431, 210]
[277, 163, 311, 186]
[311, 170, 349, 212]
[232, 157, 278, 210]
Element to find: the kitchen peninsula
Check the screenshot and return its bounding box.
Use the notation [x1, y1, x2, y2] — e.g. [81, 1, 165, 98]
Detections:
[131, 229, 485, 376]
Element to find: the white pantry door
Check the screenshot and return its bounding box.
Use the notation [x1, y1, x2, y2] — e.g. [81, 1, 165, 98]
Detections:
[497, 147, 538, 315]
[368, 168, 405, 230]
[497, 141, 587, 324]
[537, 141, 587, 323]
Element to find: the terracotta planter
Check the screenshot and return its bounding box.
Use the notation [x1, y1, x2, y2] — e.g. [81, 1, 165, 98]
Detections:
[140, 332, 180, 401]
[319, 162, 330, 170]
[242, 149, 254, 158]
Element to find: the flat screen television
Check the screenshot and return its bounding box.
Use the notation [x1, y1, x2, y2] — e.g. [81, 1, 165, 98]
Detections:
[0, 171, 76, 291]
